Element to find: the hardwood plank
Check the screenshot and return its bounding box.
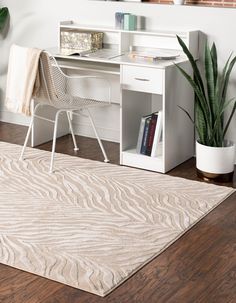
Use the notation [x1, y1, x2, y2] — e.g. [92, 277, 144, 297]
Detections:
[0, 121, 235, 303]
[0, 264, 61, 303]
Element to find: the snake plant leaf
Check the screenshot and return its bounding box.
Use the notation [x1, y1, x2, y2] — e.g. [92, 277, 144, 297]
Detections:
[215, 74, 224, 129]
[0, 7, 9, 32]
[215, 54, 231, 110]
[216, 57, 232, 130]
[175, 63, 213, 145]
[221, 53, 232, 93]
[177, 36, 213, 125]
[210, 43, 218, 88]
[211, 109, 224, 146]
[194, 73, 208, 145]
[176, 35, 206, 99]
[224, 101, 236, 137]
[221, 56, 236, 106]
[195, 101, 208, 144]
[175, 63, 209, 125]
[211, 98, 235, 146]
[178, 104, 203, 142]
[178, 105, 194, 124]
[205, 43, 215, 122]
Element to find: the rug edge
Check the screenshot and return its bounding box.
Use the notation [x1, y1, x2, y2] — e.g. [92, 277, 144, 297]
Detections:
[102, 189, 236, 297]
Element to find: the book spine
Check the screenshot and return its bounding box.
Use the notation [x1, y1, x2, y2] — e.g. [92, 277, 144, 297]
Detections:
[151, 111, 163, 158]
[136, 117, 146, 153]
[146, 114, 158, 156]
[141, 117, 151, 155]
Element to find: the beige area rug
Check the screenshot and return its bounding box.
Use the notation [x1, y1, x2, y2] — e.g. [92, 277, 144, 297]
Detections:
[0, 142, 234, 296]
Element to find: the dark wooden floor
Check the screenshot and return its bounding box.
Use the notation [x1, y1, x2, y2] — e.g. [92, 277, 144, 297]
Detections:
[0, 121, 235, 303]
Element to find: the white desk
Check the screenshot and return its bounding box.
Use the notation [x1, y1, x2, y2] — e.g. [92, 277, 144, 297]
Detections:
[34, 22, 199, 173]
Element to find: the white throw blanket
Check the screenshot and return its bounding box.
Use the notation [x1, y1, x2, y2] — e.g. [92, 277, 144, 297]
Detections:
[5, 44, 42, 116]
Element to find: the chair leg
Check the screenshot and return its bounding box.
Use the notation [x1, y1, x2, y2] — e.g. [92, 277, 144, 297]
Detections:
[67, 111, 79, 151]
[19, 103, 40, 161]
[86, 109, 109, 163]
[49, 111, 61, 173]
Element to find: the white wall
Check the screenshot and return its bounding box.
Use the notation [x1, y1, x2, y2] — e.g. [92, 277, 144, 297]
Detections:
[0, 0, 236, 143]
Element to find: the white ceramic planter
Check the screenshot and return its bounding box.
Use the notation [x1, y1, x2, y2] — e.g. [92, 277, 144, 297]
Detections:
[173, 0, 185, 5]
[196, 141, 236, 175]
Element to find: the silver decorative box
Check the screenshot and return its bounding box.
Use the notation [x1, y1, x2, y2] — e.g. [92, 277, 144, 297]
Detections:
[60, 29, 104, 51]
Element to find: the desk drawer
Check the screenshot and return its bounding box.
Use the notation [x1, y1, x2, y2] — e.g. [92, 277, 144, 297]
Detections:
[122, 65, 163, 94]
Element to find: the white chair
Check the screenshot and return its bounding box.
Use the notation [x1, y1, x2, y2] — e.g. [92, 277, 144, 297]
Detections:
[19, 51, 111, 173]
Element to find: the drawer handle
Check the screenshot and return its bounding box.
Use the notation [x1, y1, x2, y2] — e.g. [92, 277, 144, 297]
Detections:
[134, 77, 150, 82]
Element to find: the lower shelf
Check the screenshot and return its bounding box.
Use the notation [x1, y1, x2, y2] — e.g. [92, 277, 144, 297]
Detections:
[121, 148, 164, 173]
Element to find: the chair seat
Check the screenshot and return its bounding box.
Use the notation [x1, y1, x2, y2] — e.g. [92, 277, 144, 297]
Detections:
[37, 95, 110, 111]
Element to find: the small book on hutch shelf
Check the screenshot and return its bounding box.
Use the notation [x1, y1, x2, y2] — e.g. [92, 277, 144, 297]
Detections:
[129, 50, 180, 61]
[151, 111, 163, 158]
[59, 48, 95, 57]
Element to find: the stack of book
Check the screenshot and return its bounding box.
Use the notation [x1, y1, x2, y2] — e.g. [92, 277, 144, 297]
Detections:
[129, 50, 180, 61]
[136, 111, 163, 157]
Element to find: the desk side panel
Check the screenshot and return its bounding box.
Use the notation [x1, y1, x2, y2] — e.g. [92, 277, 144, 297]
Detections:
[163, 62, 195, 172]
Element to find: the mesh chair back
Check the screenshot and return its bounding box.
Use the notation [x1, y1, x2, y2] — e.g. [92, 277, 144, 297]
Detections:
[36, 52, 69, 107]
[35, 52, 110, 110]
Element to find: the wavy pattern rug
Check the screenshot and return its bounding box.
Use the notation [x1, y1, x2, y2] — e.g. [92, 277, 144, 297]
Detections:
[0, 142, 234, 296]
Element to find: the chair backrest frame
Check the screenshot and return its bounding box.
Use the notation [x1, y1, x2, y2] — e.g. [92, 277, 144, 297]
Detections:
[37, 51, 112, 108]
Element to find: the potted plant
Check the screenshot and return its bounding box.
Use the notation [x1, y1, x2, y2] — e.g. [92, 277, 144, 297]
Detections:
[0, 6, 9, 33]
[173, 0, 185, 5]
[176, 36, 236, 181]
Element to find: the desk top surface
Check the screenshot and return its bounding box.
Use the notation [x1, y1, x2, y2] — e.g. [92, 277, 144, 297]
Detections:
[48, 47, 188, 70]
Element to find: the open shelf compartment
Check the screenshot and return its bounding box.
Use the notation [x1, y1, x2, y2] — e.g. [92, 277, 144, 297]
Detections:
[121, 89, 165, 172]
